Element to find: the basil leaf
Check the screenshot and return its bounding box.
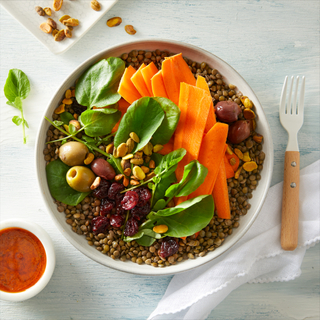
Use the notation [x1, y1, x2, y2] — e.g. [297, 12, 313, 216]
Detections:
[154, 195, 208, 217]
[79, 109, 121, 137]
[154, 148, 186, 175]
[151, 97, 180, 145]
[114, 97, 165, 150]
[75, 57, 125, 109]
[12, 116, 22, 126]
[60, 112, 75, 125]
[165, 160, 208, 198]
[156, 195, 214, 238]
[4, 69, 30, 102]
[46, 159, 91, 206]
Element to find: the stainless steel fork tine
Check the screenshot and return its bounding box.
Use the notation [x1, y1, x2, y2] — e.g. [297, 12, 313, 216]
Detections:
[292, 76, 299, 114]
[298, 76, 305, 115]
[286, 76, 294, 114]
[280, 76, 288, 114]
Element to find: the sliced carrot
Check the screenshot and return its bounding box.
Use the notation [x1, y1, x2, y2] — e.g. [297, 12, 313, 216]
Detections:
[151, 70, 169, 98]
[174, 83, 212, 182]
[162, 53, 196, 105]
[224, 155, 235, 179]
[131, 63, 151, 97]
[158, 137, 174, 155]
[212, 160, 231, 219]
[225, 152, 240, 172]
[141, 62, 159, 96]
[188, 122, 229, 198]
[111, 98, 130, 133]
[196, 75, 216, 133]
[118, 66, 142, 104]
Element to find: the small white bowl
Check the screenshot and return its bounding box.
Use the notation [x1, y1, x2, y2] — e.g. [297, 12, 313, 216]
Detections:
[35, 39, 274, 276]
[0, 219, 55, 302]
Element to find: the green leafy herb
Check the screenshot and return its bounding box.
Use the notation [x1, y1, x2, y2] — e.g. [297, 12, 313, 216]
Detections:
[165, 160, 208, 198]
[46, 159, 90, 206]
[75, 57, 125, 109]
[114, 97, 165, 150]
[79, 109, 121, 137]
[4, 69, 31, 144]
[154, 148, 187, 175]
[151, 97, 180, 145]
[60, 112, 75, 125]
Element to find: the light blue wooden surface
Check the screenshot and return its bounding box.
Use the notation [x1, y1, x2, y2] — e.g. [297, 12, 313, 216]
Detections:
[0, 1, 319, 319]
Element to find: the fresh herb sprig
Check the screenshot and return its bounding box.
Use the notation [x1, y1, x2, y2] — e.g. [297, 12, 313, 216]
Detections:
[4, 69, 31, 144]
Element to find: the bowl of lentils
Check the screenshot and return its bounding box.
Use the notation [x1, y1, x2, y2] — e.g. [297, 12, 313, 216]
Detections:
[36, 39, 273, 275]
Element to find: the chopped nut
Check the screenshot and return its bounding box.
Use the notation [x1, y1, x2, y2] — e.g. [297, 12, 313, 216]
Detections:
[226, 145, 233, 155]
[241, 96, 253, 109]
[66, 26, 73, 31]
[35, 6, 45, 16]
[54, 29, 66, 41]
[121, 159, 130, 170]
[65, 89, 72, 99]
[146, 172, 156, 179]
[249, 119, 256, 131]
[69, 120, 81, 131]
[90, 176, 101, 190]
[243, 161, 258, 172]
[116, 143, 128, 158]
[71, 89, 76, 97]
[243, 108, 256, 120]
[153, 144, 164, 153]
[59, 15, 70, 23]
[123, 168, 131, 176]
[125, 25, 136, 35]
[64, 18, 79, 27]
[63, 124, 69, 133]
[123, 176, 129, 187]
[153, 225, 168, 234]
[84, 153, 94, 165]
[91, 0, 101, 11]
[40, 22, 52, 34]
[234, 148, 244, 160]
[62, 98, 73, 105]
[107, 17, 122, 27]
[126, 138, 135, 153]
[130, 180, 140, 186]
[53, 0, 63, 11]
[122, 153, 134, 160]
[129, 132, 140, 143]
[143, 142, 153, 156]
[133, 166, 146, 180]
[47, 18, 57, 29]
[54, 104, 65, 114]
[234, 166, 243, 179]
[130, 158, 144, 165]
[243, 151, 251, 162]
[149, 160, 155, 169]
[65, 28, 72, 38]
[115, 174, 124, 182]
[52, 29, 59, 37]
[253, 134, 263, 143]
[44, 7, 52, 16]
[105, 142, 114, 154]
[141, 166, 150, 174]
[229, 157, 236, 166]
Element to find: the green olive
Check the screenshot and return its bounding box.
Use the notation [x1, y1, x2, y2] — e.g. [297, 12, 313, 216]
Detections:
[59, 142, 89, 166]
[66, 166, 96, 193]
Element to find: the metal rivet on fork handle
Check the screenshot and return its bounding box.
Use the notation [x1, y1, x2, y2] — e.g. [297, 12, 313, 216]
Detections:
[291, 161, 296, 167]
[290, 182, 296, 188]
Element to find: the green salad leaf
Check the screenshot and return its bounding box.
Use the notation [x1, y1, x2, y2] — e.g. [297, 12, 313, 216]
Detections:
[114, 97, 165, 150]
[46, 159, 90, 206]
[75, 57, 125, 109]
[60, 112, 75, 125]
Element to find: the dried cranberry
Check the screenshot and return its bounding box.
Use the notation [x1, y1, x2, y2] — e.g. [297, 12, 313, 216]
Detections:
[92, 179, 111, 199]
[100, 198, 115, 216]
[115, 192, 125, 205]
[108, 182, 125, 200]
[91, 216, 110, 235]
[159, 237, 179, 259]
[124, 217, 139, 236]
[110, 214, 125, 228]
[121, 191, 139, 210]
[136, 187, 152, 206]
[115, 203, 125, 215]
[131, 202, 150, 221]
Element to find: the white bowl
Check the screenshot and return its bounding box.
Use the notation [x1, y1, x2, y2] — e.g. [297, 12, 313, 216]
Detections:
[35, 39, 274, 276]
[0, 219, 55, 301]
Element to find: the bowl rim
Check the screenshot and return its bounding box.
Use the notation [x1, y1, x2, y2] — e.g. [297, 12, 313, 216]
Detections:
[0, 219, 56, 301]
[35, 38, 274, 276]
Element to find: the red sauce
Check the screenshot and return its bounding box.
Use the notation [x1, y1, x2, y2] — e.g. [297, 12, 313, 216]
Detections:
[0, 227, 46, 293]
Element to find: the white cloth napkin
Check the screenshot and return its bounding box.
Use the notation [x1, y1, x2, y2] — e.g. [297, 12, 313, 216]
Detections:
[148, 160, 320, 320]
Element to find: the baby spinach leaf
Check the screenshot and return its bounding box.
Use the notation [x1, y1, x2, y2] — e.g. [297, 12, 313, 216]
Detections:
[46, 159, 90, 206]
[79, 109, 121, 137]
[60, 112, 75, 124]
[151, 97, 180, 145]
[152, 199, 167, 211]
[75, 57, 125, 109]
[154, 195, 208, 217]
[123, 228, 161, 242]
[136, 235, 156, 246]
[154, 148, 186, 175]
[155, 195, 214, 238]
[114, 97, 165, 150]
[165, 160, 208, 198]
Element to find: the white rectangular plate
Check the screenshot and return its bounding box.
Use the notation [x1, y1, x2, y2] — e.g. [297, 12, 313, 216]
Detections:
[0, 0, 118, 54]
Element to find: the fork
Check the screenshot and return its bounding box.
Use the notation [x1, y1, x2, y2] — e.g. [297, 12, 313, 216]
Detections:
[279, 75, 305, 251]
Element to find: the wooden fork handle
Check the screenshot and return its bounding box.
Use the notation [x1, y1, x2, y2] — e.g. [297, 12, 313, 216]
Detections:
[281, 151, 300, 250]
